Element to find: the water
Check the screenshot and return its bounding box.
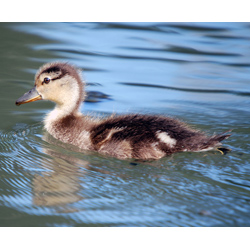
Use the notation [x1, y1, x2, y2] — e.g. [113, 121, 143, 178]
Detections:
[0, 22, 250, 227]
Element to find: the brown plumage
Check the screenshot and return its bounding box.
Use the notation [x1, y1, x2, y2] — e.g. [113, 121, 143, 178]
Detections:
[16, 62, 231, 160]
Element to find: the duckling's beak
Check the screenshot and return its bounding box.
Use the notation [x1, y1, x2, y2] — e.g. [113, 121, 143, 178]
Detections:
[15, 87, 42, 106]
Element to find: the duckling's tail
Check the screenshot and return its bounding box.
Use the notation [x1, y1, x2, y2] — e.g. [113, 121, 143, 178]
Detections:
[200, 129, 232, 151]
[210, 129, 232, 142]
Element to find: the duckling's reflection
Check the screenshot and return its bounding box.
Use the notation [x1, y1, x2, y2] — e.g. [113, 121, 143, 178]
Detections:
[32, 132, 90, 213]
[32, 131, 169, 213]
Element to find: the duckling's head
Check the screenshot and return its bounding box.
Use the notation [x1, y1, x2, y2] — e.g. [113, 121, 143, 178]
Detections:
[16, 62, 85, 115]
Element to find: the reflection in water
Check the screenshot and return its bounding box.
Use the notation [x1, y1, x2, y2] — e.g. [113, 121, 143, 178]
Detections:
[32, 132, 89, 212]
[32, 131, 126, 213]
[32, 155, 84, 212]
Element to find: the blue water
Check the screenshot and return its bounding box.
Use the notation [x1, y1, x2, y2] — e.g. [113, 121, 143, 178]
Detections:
[0, 22, 249, 226]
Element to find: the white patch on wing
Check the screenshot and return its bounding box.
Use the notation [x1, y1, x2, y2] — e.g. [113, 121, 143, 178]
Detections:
[156, 131, 176, 148]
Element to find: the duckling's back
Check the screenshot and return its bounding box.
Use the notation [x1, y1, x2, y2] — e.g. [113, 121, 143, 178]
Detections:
[89, 114, 230, 159]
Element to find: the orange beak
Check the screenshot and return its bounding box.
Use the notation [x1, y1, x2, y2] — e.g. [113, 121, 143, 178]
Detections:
[16, 87, 42, 106]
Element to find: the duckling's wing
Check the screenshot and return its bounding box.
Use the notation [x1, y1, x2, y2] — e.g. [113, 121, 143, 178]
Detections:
[90, 114, 183, 145]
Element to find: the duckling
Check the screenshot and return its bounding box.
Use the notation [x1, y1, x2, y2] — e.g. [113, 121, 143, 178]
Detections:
[16, 62, 231, 160]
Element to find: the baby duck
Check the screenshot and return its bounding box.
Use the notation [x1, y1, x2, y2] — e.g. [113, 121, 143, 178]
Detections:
[16, 62, 231, 160]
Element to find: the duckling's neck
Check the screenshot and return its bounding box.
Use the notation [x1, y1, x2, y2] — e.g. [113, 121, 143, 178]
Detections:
[45, 102, 82, 124]
[44, 83, 83, 130]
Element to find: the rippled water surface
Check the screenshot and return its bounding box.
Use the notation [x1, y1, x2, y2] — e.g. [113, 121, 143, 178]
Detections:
[0, 22, 250, 226]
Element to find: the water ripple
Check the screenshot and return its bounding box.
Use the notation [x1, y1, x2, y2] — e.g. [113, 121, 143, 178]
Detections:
[120, 82, 250, 97]
[37, 45, 189, 64]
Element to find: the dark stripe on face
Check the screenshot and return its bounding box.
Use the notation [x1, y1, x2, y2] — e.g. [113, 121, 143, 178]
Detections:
[41, 66, 61, 74]
[41, 66, 68, 81]
[51, 75, 63, 81]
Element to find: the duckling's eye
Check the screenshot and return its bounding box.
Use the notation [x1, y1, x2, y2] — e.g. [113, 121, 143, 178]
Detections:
[43, 77, 51, 84]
